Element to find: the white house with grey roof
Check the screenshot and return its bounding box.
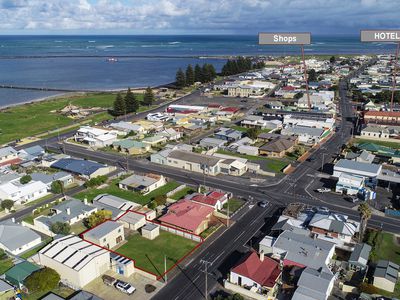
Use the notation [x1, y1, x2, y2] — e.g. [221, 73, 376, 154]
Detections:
[34, 198, 97, 233]
[92, 194, 140, 219]
[333, 159, 382, 179]
[0, 221, 42, 255]
[30, 172, 74, 190]
[0, 179, 48, 205]
[82, 220, 124, 249]
[373, 260, 399, 292]
[281, 126, 325, 145]
[38, 235, 110, 288]
[119, 173, 166, 195]
[0, 146, 18, 166]
[292, 267, 335, 300]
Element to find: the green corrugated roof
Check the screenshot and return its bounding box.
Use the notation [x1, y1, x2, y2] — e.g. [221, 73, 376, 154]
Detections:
[113, 139, 146, 149]
[5, 261, 40, 286]
[358, 142, 400, 158]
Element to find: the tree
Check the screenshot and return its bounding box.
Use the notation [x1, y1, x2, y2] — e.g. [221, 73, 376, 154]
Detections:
[358, 202, 372, 243]
[84, 175, 107, 188]
[113, 93, 126, 116]
[50, 222, 71, 235]
[307, 69, 317, 82]
[175, 68, 186, 88]
[247, 127, 260, 140]
[1, 200, 14, 211]
[125, 88, 139, 113]
[185, 65, 195, 86]
[51, 180, 64, 195]
[24, 267, 60, 293]
[84, 210, 112, 228]
[20, 175, 32, 184]
[329, 56, 336, 64]
[194, 64, 203, 83]
[143, 87, 155, 106]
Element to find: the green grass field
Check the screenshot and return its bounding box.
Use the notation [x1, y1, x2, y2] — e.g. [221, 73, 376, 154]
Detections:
[75, 179, 181, 206]
[116, 231, 198, 276]
[222, 198, 245, 213]
[0, 92, 145, 145]
[0, 257, 13, 275]
[170, 187, 195, 200]
[366, 230, 400, 265]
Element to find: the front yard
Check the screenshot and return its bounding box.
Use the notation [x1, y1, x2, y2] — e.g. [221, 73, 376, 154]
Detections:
[222, 198, 246, 214]
[116, 230, 198, 276]
[75, 179, 181, 206]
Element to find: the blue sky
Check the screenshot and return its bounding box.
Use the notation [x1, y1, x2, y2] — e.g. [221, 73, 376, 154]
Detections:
[0, 0, 399, 35]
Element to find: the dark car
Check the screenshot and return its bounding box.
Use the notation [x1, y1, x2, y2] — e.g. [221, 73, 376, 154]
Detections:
[102, 275, 116, 286]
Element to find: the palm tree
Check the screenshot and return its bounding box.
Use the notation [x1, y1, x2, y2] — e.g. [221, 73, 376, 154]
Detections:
[358, 202, 372, 243]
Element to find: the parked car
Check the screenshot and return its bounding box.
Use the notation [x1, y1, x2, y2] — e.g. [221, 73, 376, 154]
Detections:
[258, 201, 268, 208]
[345, 196, 359, 203]
[306, 157, 315, 162]
[102, 275, 116, 286]
[316, 188, 331, 193]
[115, 280, 136, 295]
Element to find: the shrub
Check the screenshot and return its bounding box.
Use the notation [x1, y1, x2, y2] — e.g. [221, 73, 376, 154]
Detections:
[84, 210, 112, 228]
[50, 222, 71, 235]
[24, 267, 60, 293]
[1, 199, 14, 210]
[84, 175, 108, 188]
[20, 175, 32, 184]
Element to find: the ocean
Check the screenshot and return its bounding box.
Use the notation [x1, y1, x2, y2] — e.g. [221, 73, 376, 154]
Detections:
[0, 35, 398, 107]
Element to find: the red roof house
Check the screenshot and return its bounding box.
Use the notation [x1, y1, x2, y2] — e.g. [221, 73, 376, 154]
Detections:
[229, 251, 281, 294]
[190, 191, 228, 210]
[158, 200, 214, 235]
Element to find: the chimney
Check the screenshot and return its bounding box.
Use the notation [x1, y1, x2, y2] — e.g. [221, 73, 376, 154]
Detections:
[84, 197, 88, 205]
[66, 207, 71, 215]
[259, 250, 265, 262]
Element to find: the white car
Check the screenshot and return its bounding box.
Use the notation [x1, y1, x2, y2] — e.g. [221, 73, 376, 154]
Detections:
[115, 280, 136, 295]
[317, 188, 331, 193]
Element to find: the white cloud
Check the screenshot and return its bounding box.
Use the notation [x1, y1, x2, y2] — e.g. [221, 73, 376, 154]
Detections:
[0, 0, 399, 34]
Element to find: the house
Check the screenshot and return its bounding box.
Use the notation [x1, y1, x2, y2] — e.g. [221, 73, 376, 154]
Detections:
[333, 159, 382, 180]
[118, 173, 166, 195]
[335, 173, 365, 195]
[268, 230, 335, 273]
[112, 139, 150, 155]
[199, 137, 227, 149]
[51, 158, 115, 179]
[92, 194, 140, 219]
[0, 180, 48, 204]
[166, 150, 221, 176]
[5, 261, 40, 289]
[83, 220, 124, 249]
[219, 158, 248, 176]
[237, 145, 259, 156]
[189, 191, 228, 210]
[348, 243, 371, 271]
[308, 212, 360, 245]
[0, 146, 20, 167]
[364, 111, 400, 125]
[355, 150, 375, 164]
[158, 199, 214, 234]
[118, 211, 146, 230]
[241, 116, 282, 130]
[281, 126, 325, 145]
[259, 137, 297, 158]
[158, 128, 182, 141]
[30, 172, 74, 189]
[34, 198, 97, 232]
[141, 223, 160, 240]
[108, 121, 146, 134]
[18, 145, 45, 162]
[38, 235, 110, 288]
[142, 135, 167, 146]
[283, 115, 335, 130]
[74, 126, 118, 148]
[227, 251, 281, 300]
[147, 112, 170, 122]
[0, 221, 42, 255]
[0, 279, 14, 299]
[373, 260, 399, 292]
[214, 127, 243, 142]
[292, 267, 335, 300]
[361, 125, 390, 139]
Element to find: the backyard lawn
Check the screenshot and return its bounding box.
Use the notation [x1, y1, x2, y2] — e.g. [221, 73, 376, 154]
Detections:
[231, 125, 271, 134]
[116, 231, 198, 276]
[365, 230, 400, 265]
[75, 179, 181, 206]
[0, 254, 13, 275]
[170, 186, 195, 200]
[222, 198, 245, 214]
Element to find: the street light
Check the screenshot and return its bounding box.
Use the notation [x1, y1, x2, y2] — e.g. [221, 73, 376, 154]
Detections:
[200, 260, 212, 300]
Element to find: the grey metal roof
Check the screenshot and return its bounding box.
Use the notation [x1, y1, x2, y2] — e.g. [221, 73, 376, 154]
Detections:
[84, 221, 122, 240]
[142, 223, 159, 231]
[283, 126, 324, 137]
[119, 174, 159, 189]
[21, 145, 45, 157]
[349, 243, 372, 266]
[51, 158, 106, 176]
[0, 146, 16, 158]
[39, 293, 65, 300]
[0, 279, 13, 293]
[30, 172, 72, 185]
[69, 291, 103, 300]
[293, 267, 334, 300]
[168, 150, 221, 166]
[0, 221, 41, 252]
[374, 260, 400, 283]
[0, 173, 20, 184]
[335, 159, 381, 175]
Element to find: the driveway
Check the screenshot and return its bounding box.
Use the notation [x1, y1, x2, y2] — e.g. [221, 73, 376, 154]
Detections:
[84, 270, 165, 300]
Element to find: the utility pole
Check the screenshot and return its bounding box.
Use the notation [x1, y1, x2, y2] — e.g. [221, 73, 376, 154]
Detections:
[200, 260, 211, 300]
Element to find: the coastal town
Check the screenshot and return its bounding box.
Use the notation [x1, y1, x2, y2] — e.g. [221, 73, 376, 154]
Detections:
[0, 50, 399, 300]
